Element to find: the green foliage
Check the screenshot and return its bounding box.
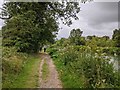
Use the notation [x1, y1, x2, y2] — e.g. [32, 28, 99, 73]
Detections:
[2, 11, 42, 53]
[9, 54, 41, 88]
[1, 1, 91, 53]
[1, 2, 82, 53]
[69, 29, 85, 45]
[2, 47, 41, 88]
[0, 1, 93, 53]
[69, 29, 83, 38]
[101, 47, 120, 55]
[2, 47, 28, 87]
[2, 6, 58, 53]
[86, 35, 114, 47]
[112, 29, 120, 47]
[47, 45, 120, 88]
[54, 38, 71, 48]
[2, 47, 28, 73]
[46, 28, 120, 88]
[47, 46, 58, 57]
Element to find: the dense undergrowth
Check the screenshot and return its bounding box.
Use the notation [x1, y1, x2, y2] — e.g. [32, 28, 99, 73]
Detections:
[47, 44, 120, 88]
[2, 47, 41, 88]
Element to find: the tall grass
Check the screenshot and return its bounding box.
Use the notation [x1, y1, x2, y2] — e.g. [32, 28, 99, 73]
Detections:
[47, 45, 120, 88]
[2, 47, 41, 88]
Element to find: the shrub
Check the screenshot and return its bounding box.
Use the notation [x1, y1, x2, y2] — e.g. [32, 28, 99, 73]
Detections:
[49, 45, 120, 88]
[2, 47, 28, 86]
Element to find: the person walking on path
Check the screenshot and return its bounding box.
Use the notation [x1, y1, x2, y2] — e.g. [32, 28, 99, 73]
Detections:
[43, 45, 47, 52]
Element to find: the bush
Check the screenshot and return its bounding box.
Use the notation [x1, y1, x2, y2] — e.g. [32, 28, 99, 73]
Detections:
[102, 47, 120, 55]
[49, 45, 120, 88]
[2, 47, 28, 86]
[47, 45, 58, 56]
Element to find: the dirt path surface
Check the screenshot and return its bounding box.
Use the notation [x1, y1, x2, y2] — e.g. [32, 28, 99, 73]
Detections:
[39, 53, 62, 88]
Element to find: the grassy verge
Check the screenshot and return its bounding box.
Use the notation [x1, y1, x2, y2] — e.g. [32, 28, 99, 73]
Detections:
[47, 46, 120, 88]
[52, 55, 84, 88]
[42, 59, 49, 80]
[47, 48, 83, 88]
[3, 54, 41, 88]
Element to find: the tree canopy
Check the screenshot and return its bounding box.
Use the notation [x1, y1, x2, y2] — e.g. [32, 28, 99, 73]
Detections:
[1, 0, 93, 53]
[112, 29, 120, 47]
[69, 28, 85, 45]
[1, 2, 81, 53]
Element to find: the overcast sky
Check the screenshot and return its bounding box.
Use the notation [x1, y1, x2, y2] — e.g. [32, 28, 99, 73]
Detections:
[0, 0, 4, 30]
[58, 1, 119, 39]
[0, 0, 119, 39]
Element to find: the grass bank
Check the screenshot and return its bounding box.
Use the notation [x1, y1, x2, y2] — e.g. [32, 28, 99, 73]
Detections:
[10, 54, 41, 88]
[47, 45, 120, 88]
[2, 47, 41, 88]
[51, 53, 84, 88]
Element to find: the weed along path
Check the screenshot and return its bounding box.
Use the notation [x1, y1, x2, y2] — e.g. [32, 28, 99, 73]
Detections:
[39, 53, 62, 88]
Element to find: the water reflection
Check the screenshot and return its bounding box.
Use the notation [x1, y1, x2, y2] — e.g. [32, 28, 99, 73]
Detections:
[110, 56, 120, 71]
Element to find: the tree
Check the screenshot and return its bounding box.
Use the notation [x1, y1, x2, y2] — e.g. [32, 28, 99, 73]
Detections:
[87, 36, 93, 40]
[69, 29, 85, 45]
[86, 35, 114, 47]
[1, 2, 80, 53]
[1, 1, 92, 53]
[112, 29, 120, 47]
[102, 36, 109, 40]
[69, 29, 83, 38]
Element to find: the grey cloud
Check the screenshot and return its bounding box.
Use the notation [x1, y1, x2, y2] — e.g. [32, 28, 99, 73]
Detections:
[57, 2, 118, 39]
[118, 2, 120, 28]
[0, 0, 118, 38]
[79, 2, 118, 29]
[0, 0, 4, 29]
[96, 2, 118, 10]
[0, 20, 4, 29]
[0, 0, 4, 8]
[94, 0, 120, 2]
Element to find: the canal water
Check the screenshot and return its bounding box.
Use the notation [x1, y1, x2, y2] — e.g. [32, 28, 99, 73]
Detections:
[110, 56, 120, 71]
